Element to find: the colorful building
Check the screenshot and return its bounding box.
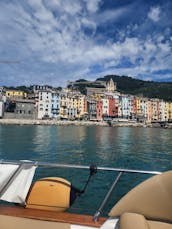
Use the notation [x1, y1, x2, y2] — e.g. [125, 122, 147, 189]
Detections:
[96, 100, 103, 120]
[60, 92, 68, 119]
[121, 95, 132, 119]
[51, 92, 60, 119]
[38, 90, 52, 119]
[102, 98, 109, 117]
[108, 96, 117, 117]
[78, 95, 87, 119]
[88, 99, 97, 120]
[168, 102, 172, 121]
[6, 90, 27, 99]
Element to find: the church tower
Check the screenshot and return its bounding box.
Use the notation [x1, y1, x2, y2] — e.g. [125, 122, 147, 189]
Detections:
[106, 78, 116, 93]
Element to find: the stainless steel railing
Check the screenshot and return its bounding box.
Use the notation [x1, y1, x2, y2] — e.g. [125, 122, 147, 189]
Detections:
[0, 159, 162, 221]
[0, 159, 161, 175]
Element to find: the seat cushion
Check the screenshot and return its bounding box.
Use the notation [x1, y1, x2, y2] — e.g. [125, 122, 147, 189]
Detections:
[120, 213, 149, 229]
[148, 221, 172, 229]
[120, 213, 172, 229]
[0, 215, 70, 229]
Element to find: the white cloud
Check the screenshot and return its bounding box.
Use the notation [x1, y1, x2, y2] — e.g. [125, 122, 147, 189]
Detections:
[44, 0, 82, 15]
[0, 0, 172, 86]
[148, 6, 161, 22]
[85, 0, 102, 13]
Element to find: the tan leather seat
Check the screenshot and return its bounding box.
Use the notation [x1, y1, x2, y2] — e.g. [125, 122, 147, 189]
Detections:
[0, 215, 70, 229]
[109, 171, 172, 229]
[109, 171, 172, 220]
[120, 213, 172, 229]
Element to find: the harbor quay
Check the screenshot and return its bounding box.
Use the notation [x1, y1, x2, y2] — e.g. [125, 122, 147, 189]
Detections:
[0, 118, 171, 128]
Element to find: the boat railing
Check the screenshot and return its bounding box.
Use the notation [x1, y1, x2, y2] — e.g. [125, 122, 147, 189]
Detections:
[0, 159, 161, 221]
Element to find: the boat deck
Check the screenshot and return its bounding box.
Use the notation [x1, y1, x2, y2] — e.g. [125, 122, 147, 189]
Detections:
[0, 205, 107, 228]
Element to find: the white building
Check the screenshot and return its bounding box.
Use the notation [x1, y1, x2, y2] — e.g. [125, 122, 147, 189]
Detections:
[140, 97, 148, 121]
[121, 95, 132, 118]
[0, 101, 4, 118]
[102, 98, 109, 116]
[38, 91, 52, 119]
[159, 100, 168, 122]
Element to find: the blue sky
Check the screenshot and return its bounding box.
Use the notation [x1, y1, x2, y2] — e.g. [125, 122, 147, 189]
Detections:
[0, 0, 172, 87]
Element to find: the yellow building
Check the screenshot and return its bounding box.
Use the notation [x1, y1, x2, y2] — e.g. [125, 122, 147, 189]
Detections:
[78, 95, 87, 118]
[60, 93, 68, 119]
[135, 97, 141, 116]
[6, 90, 27, 99]
[147, 100, 153, 123]
[167, 102, 172, 120]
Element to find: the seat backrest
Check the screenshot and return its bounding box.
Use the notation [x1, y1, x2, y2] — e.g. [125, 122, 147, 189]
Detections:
[26, 177, 71, 212]
[109, 171, 172, 221]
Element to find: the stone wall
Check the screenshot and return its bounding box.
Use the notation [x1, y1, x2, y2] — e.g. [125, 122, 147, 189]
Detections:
[4, 112, 37, 119]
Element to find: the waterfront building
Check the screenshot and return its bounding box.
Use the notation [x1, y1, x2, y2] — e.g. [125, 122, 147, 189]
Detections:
[111, 93, 120, 118]
[139, 97, 149, 122]
[0, 87, 5, 98]
[51, 92, 60, 119]
[108, 96, 117, 117]
[0, 87, 6, 104]
[38, 90, 52, 119]
[121, 95, 132, 119]
[76, 95, 87, 119]
[0, 101, 4, 118]
[118, 96, 122, 118]
[96, 100, 103, 120]
[67, 107, 77, 120]
[87, 99, 97, 120]
[151, 99, 159, 122]
[168, 102, 172, 121]
[132, 97, 137, 119]
[66, 95, 78, 120]
[136, 97, 141, 118]
[159, 100, 168, 122]
[60, 92, 68, 119]
[6, 90, 27, 99]
[14, 99, 36, 119]
[147, 99, 153, 123]
[102, 97, 109, 118]
[0, 87, 5, 118]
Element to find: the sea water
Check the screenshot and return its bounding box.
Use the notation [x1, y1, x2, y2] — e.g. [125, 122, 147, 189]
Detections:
[0, 125, 171, 215]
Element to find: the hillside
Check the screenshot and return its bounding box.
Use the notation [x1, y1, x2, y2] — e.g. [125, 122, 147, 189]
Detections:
[96, 75, 172, 102]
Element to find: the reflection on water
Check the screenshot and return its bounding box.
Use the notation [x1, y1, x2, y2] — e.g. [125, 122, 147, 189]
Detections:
[0, 125, 171, 215]
[0, 124, 171, 175]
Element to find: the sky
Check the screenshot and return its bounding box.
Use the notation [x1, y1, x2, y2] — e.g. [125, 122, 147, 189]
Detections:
[0, 0, 172, 87]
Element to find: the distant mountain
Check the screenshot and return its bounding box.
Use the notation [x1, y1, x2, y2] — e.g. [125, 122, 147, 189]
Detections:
[96, 75, 172, 102]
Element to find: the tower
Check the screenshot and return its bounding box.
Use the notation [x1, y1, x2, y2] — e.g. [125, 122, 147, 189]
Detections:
[106, 78, 116, 93]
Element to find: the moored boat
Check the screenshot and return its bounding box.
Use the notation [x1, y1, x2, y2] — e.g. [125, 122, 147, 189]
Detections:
[0, 159, 171, 229]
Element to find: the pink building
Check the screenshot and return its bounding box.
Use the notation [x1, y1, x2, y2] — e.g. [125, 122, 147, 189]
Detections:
[96, 100, 103, 120]
[109, 97, 118, 117]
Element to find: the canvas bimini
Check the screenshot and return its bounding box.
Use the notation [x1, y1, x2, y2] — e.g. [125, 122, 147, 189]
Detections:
[0, 159, 171, 229]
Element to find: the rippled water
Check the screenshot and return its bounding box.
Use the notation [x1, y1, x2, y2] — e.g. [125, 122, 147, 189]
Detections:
[0, 125, 171, 216]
